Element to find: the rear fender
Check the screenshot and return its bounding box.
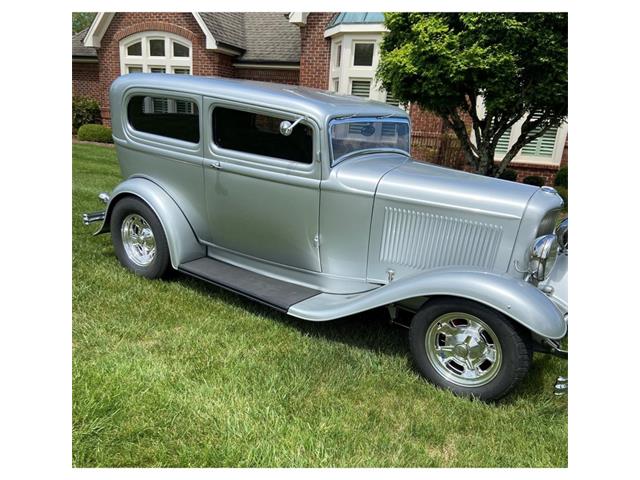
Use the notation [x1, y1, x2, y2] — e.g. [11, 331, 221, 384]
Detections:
[95, 177, 205, 268]
[288, 269, 567, 339]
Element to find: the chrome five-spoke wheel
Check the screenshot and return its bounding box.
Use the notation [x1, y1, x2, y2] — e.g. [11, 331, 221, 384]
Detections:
[425, 312, 502, 387]
[409, 298, 532, 401]
[121, 214, 157, 266]
[111, 197, 171, 279]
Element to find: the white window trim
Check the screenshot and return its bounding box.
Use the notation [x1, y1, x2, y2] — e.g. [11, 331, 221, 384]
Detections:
[334, 41, 342, 68]
[329, 33, 386, 101]
[351, 41, 376, 68]
[469, 98, 568, 166]
[119, 31, 192, 75]
[349, 78, 373, 97]
[493, 120, 568, 166]
[324, 23, 387, 38]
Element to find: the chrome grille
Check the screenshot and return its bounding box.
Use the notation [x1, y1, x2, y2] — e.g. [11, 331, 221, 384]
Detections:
[379, 207, 503, 270]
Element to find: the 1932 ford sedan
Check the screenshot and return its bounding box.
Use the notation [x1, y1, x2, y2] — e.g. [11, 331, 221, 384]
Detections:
[84, 74, 568, 400]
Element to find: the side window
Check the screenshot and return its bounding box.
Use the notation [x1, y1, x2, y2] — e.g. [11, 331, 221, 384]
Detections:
[127, 95, 199, 143]
[212, 107, 313, 164]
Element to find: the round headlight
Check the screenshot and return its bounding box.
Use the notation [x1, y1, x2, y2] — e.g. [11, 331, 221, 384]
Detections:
[528, 234, 559, 282]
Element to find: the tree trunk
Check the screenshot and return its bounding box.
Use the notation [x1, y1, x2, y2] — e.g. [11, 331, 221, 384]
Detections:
[476, 149, 496, 176]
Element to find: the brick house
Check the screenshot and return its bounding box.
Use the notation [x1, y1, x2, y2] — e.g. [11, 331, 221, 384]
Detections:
[73, 12, 567, 183]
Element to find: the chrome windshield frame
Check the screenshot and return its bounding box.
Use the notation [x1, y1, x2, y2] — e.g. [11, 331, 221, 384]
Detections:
[328, 116, 411, 167]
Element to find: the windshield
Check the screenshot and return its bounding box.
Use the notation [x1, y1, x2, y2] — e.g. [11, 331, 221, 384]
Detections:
[330, 117, 410, 166]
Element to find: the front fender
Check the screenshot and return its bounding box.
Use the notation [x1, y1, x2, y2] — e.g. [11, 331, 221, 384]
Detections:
[288, 269, 567, 339]
[95, 177, 205, 268]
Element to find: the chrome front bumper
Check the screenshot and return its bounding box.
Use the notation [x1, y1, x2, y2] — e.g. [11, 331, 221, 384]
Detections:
[554, 376, 568, 395]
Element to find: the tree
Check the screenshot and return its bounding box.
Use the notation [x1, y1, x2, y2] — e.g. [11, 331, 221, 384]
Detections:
[72, 12, 97, 34]
[377, 13, 568, 177]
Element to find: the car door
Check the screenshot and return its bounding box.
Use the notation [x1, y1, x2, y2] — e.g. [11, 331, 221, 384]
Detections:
[202, 97, 322, 272]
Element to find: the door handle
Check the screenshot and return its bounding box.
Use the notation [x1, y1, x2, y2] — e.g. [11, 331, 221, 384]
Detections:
[208, 160, 222, 170]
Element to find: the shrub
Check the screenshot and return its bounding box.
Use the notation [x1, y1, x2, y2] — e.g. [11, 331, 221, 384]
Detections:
[77, 124, 113, 143]
[554, 166, 568, 188]
[498, 168, 518, 181]
[72, 97, 101, 131]
[522, 175, 546, 187]
[555, 186, 568, 209]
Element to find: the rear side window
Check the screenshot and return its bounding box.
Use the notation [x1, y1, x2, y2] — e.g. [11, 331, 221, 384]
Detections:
[127, 95, 199, 143]
[212, 107, 313, 164]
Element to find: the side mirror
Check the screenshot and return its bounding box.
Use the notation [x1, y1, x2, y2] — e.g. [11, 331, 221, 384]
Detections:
[279, 117, 305, 136]
[279, 120, 293, 136]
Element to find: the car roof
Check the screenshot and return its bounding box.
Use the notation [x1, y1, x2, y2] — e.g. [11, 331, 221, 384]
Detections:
[110, 73, 408, 123]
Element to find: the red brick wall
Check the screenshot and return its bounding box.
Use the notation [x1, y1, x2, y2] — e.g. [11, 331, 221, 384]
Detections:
[72, 62, 100, 101]
[97, 12, 235, 125]
[299, 13, 334, 89]
[234, 67, 300, 85]
[499, 162, 561, 185]
[409, 104, 445, 134]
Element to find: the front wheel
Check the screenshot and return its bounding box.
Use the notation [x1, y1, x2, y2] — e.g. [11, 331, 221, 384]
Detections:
[409, 298, 532, 401]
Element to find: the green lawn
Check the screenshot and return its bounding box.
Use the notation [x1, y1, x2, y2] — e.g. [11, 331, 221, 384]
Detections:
[72, 143, 568, 467]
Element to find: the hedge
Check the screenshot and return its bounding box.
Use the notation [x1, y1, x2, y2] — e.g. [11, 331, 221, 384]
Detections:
[555, 185, 568, 209]
[554, 166, 568, 188]
[77, 124, 113, 143]
[498, 168, 518, 181]
[72, 97, 101, 131]
[522, 175, 546, 187]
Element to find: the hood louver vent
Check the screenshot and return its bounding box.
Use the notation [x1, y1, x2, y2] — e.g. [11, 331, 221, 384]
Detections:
[379, 207, 503, 270]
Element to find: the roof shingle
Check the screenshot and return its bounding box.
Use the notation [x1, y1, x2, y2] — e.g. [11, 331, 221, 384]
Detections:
[241, 12, 300, 63]
[199, 12, 246, 51]
[72, 29, 97, 58]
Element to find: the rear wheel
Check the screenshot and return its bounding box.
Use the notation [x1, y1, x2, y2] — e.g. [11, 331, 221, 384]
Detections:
[409, 298, 532, 401]
[110, 197, 171, 279]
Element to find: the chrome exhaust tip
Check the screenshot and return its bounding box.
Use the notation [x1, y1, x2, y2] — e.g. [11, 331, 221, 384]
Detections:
[82, 211, 105, 225]
[554, 376, 568, 396]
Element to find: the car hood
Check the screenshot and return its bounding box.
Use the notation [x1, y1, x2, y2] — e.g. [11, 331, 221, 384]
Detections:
[375, 159, 539, 219]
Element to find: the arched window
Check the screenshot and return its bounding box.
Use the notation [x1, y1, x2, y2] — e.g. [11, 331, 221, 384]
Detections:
[119, 32, 192, 75]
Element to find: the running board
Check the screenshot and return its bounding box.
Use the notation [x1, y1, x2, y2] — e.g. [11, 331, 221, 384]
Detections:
[178, 257, 321, 312]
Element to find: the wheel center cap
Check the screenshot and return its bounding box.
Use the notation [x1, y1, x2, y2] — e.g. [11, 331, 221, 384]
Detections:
[453, 344, 469, 358]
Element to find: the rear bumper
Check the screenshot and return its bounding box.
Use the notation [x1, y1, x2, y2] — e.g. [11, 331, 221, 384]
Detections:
[82, 211, 105, 225]
[81, 192, 110, 227]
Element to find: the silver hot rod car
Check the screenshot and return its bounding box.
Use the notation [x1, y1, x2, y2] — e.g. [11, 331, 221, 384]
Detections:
[84, 74, 568, 400]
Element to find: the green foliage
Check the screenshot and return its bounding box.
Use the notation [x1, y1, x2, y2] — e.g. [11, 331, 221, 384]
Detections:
[522, 175, 546, 187]
[72, 143, 568, 467]
[555, 185, 568, 209]
[72, 12, 97, 34]
[73, 97, 101, 131]
[499, 168, 518, 181]
[77, 124, 113, 143]
[554, 166, 568, 188]
[378, 13, 568, 175]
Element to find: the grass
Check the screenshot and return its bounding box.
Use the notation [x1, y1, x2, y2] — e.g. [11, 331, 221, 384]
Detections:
[72, 143, 568, 467]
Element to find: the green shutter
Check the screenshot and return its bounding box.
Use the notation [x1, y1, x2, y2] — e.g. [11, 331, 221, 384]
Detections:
[521, 126, 559, 157]
[351, 80, 371, 98]
[520, 113, 559, 158]
[495, 127, 512, 154]
[385, 92, 400, 106]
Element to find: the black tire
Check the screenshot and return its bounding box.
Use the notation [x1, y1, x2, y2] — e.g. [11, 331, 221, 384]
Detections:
[110, 196, 172, 279]
[409, 297, 532, 401]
